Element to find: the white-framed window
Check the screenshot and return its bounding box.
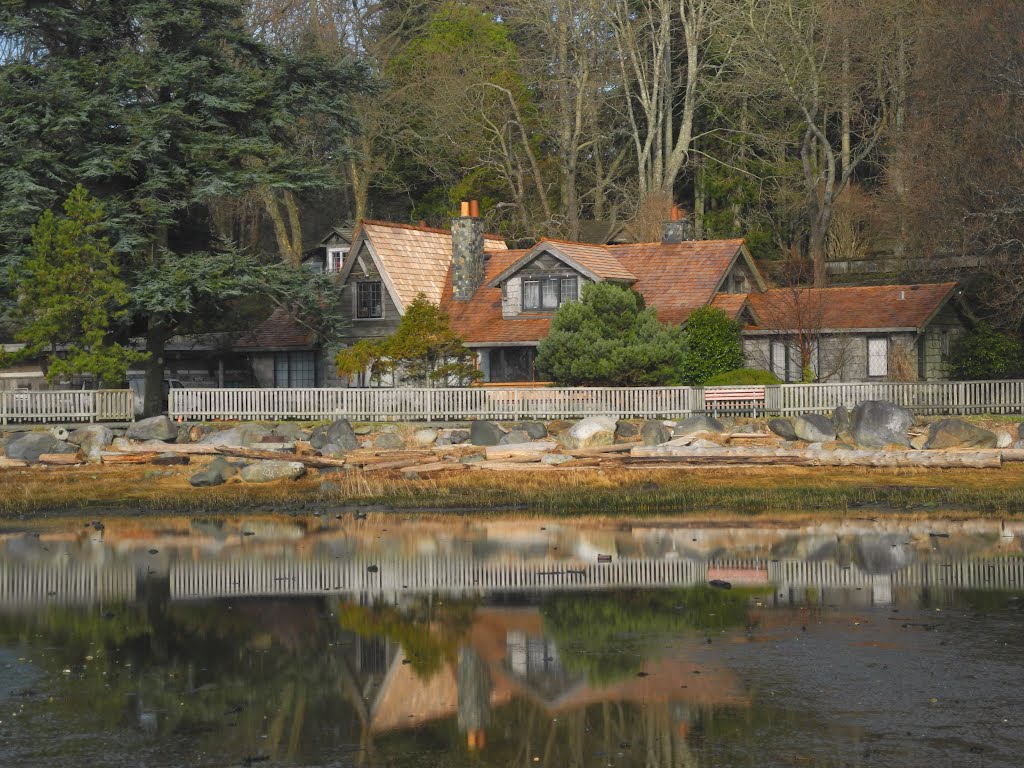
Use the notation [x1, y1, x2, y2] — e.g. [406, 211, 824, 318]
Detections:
[326, 248, 347, 273]
[522, 275, 577, 311]
[274, 351, 315, 388]
[355, 281, 383, 319]
[867, 337, 888, 378]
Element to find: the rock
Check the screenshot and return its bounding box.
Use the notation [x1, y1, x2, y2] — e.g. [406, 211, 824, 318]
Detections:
[792, 414, 837, 443]
[614, 420, 641, 440]
[731, 423, 760, 434]
[273, 422, 303, 441]
[499, 430, 531, 445]
[413, 428, 438, 447]
[325, 419, 360, 451]
[557, 416, 617, 450]
[319, 443, 346, 457]
[1014, 439, 1024, 450]
[768, 418, 798, 440]
[240, 460, 305, 483]
[541, 453, 574, 465]
[449, 429, 471, 445]
[199, 424, 270, 448]
[68, 425, 113, 464]
[910, 433, 929, 450]
[470, 421, 504, 446]
[353, 424, 373, 435]
[153, 454, 189, 466]
[640, 420, 672, 446]
[517, 421, 548, 440]
[806, 442, 824, 451]
[832, 405, 851, 433]
[5, 432, 77, 463]
[850, 400, 914, 448]
[435, 436, 452, 447]
[373, 433, 405, 450]
[689, 438, 720, 449]
[996, 431, 1013, 449]
[309, 425, 330, 449]
[190, 457, 238, 487]
[924, 419, 998, 450]
[125, 416, 177, 442]
[674, 415, 724, 436]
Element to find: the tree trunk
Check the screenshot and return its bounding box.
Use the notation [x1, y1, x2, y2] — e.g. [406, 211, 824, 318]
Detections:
[143, 314, 168, 418]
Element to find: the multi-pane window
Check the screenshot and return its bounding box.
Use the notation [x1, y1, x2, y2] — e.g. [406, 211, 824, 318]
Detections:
[274, 351, 315, 388]
[356, 281, 383, 319]
[867, 337, 888, 377]
[326, 248, 347, 273]
[522, 276, 578, 311]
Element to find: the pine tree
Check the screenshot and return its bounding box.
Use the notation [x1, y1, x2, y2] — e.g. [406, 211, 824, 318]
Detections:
[0, 186, 146, 385]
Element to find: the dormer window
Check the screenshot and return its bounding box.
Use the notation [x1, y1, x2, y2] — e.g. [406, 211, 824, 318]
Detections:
[356, 281, 383, 319]
[523, 276, 577, 311]
[326, 248, 347, 273]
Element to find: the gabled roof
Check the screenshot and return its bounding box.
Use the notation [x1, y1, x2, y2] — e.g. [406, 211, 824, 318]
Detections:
[345, 220, 507, 312]
[487, 239, 637, 287]
[444, 250, 556, 345]
[710, 292, 757, 323]
[610, 239, 750, 325]
[233, 306, 314, 350]
[745, 283, 960, 332]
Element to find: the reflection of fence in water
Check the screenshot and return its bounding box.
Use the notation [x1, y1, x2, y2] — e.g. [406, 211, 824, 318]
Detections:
[168, 556, 1024, 601]
[0, 562, 136, 607]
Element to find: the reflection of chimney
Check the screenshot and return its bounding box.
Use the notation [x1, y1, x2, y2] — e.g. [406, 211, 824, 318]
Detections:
[661, 204, 693, 244]
[452, 200, 484, 300]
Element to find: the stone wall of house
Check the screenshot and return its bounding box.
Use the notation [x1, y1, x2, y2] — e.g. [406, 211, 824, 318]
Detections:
[500, 254, 589, 319]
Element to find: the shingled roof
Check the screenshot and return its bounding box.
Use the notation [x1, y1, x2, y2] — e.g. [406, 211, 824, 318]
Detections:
[233, 306, 314, 350]
[746, 283, 959, 332]
[354, 220, 507, 310]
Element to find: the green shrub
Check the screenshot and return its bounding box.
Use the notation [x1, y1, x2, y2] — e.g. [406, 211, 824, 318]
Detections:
[704, 367, 782, 386]
[536, 282, 687, 385]
[680, 306, 746, 385]
[950, 323, 1024, 380]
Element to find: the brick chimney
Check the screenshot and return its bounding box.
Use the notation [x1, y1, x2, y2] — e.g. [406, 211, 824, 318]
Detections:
[452, 200, 484, 300]
[661, 204, 693, 244]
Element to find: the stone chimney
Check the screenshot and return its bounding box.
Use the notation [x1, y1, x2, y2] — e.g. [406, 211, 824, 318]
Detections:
[452, 200, 484, 300]
[661, 204, 693, 244]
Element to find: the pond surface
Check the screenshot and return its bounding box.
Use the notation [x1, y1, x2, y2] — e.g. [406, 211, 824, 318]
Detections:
[1, 516, 1023, 767]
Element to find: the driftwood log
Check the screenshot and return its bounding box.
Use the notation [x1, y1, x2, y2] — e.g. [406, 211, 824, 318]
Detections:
[38, 453, 83, 465]
[629, 446, 1002, 469]
[0, 458, 29, 468]
[215, 446, 347, 468]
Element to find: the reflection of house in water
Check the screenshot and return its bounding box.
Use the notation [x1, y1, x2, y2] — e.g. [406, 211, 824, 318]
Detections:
[363, 607, 748, 741]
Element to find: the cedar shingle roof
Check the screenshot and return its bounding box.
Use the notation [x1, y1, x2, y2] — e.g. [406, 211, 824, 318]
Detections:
[233, 306, 314, 350]
[709, 292, 750, 320]
[610, 240, 747, 324]
[444, 250, 555, 344]
[359, 220, 506, 310]
[541, 240, 637, 281]
[745, 283, 959, 331]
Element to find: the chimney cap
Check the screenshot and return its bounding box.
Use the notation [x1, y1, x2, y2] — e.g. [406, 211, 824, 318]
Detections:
[460, 201, 471, 217]
[670, 204, 684, 221]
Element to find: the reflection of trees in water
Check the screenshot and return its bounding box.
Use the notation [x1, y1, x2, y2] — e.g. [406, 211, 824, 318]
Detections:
[542, 587, 755, 684]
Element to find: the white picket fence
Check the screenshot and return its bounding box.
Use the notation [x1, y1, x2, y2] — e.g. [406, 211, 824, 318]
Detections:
[168, 379, 1024, 422]
[0, 389, 134, 424]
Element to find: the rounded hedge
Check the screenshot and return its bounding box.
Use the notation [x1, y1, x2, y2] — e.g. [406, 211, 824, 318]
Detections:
[703, 368, 782, 386]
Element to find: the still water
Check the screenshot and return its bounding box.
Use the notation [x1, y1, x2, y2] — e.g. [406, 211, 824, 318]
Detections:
[0, 516, 1022, 767]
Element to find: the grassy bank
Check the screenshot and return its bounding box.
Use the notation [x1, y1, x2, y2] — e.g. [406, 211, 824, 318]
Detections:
[4, 461, 1024, 519]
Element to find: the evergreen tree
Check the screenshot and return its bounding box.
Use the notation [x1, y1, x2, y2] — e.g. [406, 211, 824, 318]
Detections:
[536, 282, 687, 386]
[0, 0, 368, 413]
[336, 295, 481, 386]
[0, 186, 146, 385]
[680, 306, 746, 385]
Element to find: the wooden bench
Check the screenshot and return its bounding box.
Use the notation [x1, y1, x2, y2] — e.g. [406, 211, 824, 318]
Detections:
[703, 386, 766, 416]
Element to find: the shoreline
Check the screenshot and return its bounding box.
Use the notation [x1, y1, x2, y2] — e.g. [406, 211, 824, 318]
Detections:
[4, 461, 1024, 520]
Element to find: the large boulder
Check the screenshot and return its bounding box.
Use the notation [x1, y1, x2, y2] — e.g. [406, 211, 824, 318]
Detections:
[641, 420, 672, 446]
[558, 416, 617, 450]
[614, 420, 641, 440]
[499, 429, 531, 445]
[413, 428, 438, 447]
[272, 422, 304, 441]
[996, 431, 1013, 449]
[673, 415, 724, 436]
[767, 418, 798, 440]
[325, 419, 360, 451]
[518, 421, 549, 440]
[373, 433, 405, 450]
[832, 405, 851, 434]
[448, 429, 471, 445]
[924, 419, 998, 450]
[792, 414, 837, 443]
[125, 416, 177, 442]
[199, 424, 271, 448]
[5, 432, 77, 463]
[850, 400, 914, 448]
[470, 421, 504, 446]
[68, 425, 113, 464]
[240, 460, 306, 483]
[189, 457, 239, 487]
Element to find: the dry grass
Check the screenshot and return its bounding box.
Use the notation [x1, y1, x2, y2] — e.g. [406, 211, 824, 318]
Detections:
[5, 458, 1024, 520]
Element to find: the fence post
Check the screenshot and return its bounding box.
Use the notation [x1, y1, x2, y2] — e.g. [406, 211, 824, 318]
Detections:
[1, 391, 6, 426]
[513, 389, 520, 421]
